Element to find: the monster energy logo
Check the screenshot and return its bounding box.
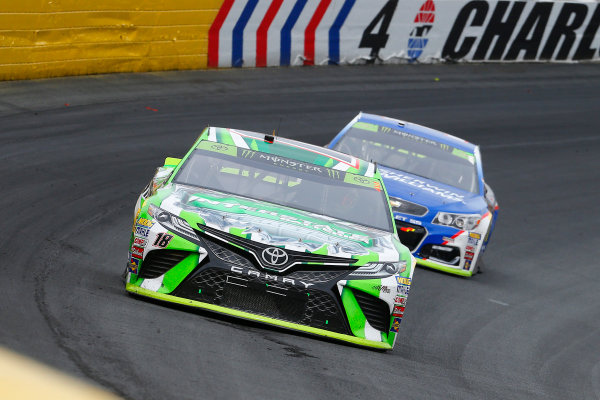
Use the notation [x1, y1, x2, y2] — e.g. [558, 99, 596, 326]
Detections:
[240, 149, 256, 159]
[327, 169, 341, 179]
[236, 148, 347, 181]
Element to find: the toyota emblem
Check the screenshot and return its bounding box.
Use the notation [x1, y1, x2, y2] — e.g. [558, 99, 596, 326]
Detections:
[262, 247, 288, 266]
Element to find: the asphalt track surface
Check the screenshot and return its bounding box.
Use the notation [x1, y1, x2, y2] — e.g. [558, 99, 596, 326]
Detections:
[1, 64, 599, 400]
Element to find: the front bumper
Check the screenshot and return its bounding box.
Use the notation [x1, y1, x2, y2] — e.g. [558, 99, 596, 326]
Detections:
[126, 230, 412, 349]
[394, 213, 492, 277]
[126, 284, 393, 350]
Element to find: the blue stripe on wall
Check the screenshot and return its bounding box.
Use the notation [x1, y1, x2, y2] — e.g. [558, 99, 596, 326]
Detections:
[280, 0, 308, 66]
[232, 0, 259, 68]
[328, 0, 356, 65]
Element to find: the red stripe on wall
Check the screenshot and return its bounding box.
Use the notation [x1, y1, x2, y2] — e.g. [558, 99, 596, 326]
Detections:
[256, 0, 284, 67]
[303, 0, 332, 66]
[208, 0, 236, 68]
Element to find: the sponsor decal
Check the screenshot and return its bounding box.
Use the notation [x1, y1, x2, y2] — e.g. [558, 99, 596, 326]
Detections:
[464, 260, 471, 271]
[465, 245, 475, 252]
[133, 237, 147, 247]
[153, 232, 174, 248]
[408, 0, 436, 60]
[373, 285, 391, 294]
[395, 295, 407, 305]
[396, 284, 410, 296]
[390, 317, 402, 332]
[396, 276, 412, 285]
[469, 232, 481, 239]
[131, 246, 144, 259]
[230, 266, 314, 289]
[137, 218, 155, 228]
[380, 170, 466, 203]
[210, 0, 600, 69]
[443, 1, 600, 62]
[128, 258, 140, 274]
[393, 305, 405, 317]
[468, 237, 479, 246]
[191, 196, 369, 243]
[395, 215, 423, 226]
[465, 251, 474, 261]
[135, 225, 151, 238]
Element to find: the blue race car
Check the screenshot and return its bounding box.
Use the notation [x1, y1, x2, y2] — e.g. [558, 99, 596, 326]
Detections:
[328, 113, 499, 277]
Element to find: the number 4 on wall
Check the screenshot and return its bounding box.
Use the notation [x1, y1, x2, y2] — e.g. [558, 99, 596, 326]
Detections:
[359, 0, 398, 62]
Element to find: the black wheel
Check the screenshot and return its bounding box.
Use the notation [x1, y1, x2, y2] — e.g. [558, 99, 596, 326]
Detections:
[475, 257, 484, 274]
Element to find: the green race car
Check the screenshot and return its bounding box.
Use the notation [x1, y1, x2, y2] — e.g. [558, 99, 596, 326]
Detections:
[125, 127, 415, 349]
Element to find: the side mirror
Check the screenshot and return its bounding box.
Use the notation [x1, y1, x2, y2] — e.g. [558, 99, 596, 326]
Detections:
[144, 157, 181, 198]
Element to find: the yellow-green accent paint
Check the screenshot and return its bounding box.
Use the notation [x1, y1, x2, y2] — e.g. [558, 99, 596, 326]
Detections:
[353, 122, 379, 132]
[417, 258, 473, 277]
[164, 157, 181, 167]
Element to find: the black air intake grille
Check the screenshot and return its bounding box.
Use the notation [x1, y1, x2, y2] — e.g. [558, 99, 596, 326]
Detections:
[202, 235, 255, 269]
[139, 250, 189, 279]
[419, 244, 461, 266]
[286, 270, 348, 283]
[395, 220, 427, 251]
[172, 267, 348, 334]
[352, 289, 390, 332]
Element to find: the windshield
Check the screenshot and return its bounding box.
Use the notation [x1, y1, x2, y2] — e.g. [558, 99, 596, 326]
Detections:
[333, 124, 479, 193]
[173, 142, 393, 232]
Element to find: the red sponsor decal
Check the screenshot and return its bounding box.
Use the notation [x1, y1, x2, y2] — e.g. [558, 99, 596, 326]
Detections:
[132, 246, 144, 258]
[394, 296, 407, 305]
[393, 305, 405, 317]
[134, 237, 147, 246]
[465, 251, 474, 260]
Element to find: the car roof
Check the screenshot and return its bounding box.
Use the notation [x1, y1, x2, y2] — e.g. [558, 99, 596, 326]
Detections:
[200, 126, 377, 177]
[355, 112, 477, 154]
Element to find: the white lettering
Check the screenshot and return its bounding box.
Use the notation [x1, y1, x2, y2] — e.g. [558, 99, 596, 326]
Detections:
[231, 266, 243, 274]
[248, 270, 260, 278]
[264, 274, 278, 281]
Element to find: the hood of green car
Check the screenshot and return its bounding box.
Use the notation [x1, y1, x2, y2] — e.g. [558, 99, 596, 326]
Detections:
[154, 184, 402, 262]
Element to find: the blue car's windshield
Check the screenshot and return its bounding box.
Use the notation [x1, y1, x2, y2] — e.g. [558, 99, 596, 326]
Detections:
[333, 123, 479, 194]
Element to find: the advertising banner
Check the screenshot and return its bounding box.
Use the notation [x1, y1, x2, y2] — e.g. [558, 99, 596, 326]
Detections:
[209, 0, 600, 67]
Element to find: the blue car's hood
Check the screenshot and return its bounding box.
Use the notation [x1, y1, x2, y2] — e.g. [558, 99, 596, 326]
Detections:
[379, 166, 486, 214]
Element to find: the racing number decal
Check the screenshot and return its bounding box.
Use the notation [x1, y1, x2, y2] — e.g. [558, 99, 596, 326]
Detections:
[153, 233, 173, 248]
[359, 0, 398, 62]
